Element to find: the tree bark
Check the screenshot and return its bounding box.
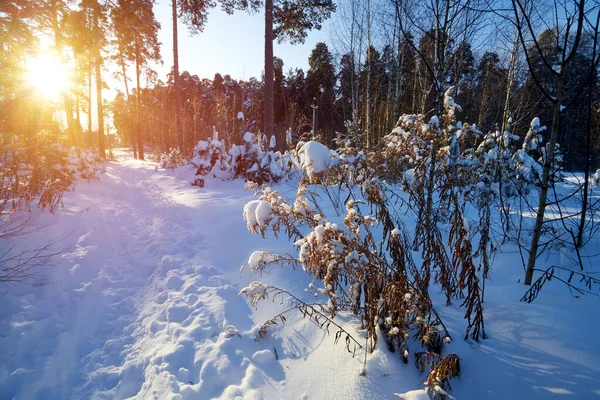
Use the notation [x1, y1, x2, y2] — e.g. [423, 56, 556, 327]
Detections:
[88, 65, 92, 135]
[172, 0, 183, 149]
[135, 34, 144, 160]
[264, 0, 274, 140]
[93, 0, 105, 158]
[524, 78, 564, 285]
[119, 53, 136, 158]
[501, 27, 519, 134]
[51, 0, 75, 144]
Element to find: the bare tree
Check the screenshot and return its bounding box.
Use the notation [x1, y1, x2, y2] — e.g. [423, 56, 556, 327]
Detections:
[511, 0, 587, 285]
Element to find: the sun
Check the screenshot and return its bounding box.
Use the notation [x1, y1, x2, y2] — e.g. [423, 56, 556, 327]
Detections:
[26, 53, 70, 100]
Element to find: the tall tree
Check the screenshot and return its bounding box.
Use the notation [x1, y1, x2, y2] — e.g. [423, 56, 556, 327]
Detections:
[221, 0, 335, 140]
[112, 0, 161, 160]
[91, 0, 107, 157]
[511, 0, 587, 285]
[0, 0, 38, 132]
[307, 42, 335, 142]
[172, 0, 214, 150]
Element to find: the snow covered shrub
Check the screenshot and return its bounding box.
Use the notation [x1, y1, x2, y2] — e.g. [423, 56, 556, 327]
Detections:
[0, 133, 103, 213]
[236, 132, 288, 184]
[159, 147, 186, 170]
[296, 140, 339, 183]
[512, 117, 564, 186]
[512, 117, 545, 184]
[186, 133, 292, 185]
[1, 132, 102, 285]
[594, 169, 600, 187]
[415, 352, 460, 398]
[240, 179, 461, 392]
[67, 148, 104, 180]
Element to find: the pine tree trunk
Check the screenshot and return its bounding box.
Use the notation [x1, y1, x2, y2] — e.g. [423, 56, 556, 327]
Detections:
[501, 27, 519, 134]
[264, 0, 274, 140]
[88, 66, 92, 135]
[51, 0, 75, 144]
[135, 35, 144, 160]
[172, 0, 183, 150]
[93, 1, 105, 158]
[120, 54, 136, 158]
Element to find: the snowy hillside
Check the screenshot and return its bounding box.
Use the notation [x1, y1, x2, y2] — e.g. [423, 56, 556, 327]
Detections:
[1, 150, 599, 400]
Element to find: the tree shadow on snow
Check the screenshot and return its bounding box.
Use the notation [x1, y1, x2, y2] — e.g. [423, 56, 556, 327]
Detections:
[448, 303, 600, 399]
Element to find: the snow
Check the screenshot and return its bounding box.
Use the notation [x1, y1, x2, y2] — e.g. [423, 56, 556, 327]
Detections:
[243, 132, 254, 143]
[297, 141, 338, 180]
[243, 200, 272, 234]
[394, 389, 430, 399]
[252, 349, 276, 364]
[1, 150, 600, 400]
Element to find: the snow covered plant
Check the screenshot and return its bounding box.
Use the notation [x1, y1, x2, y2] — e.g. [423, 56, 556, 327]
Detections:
[0, 132, 103, 213]
[376, 93, 487, 343]
[241, 180, 461, 395]
[594, 169, 600, 187]
[192, 139, 232, 180]
[1, 132, 101, 285]
[188, 133, 292, 184]
[512, 117, 564, 186]
[296, 140, 339, 183]
[159, 147, 186, 170]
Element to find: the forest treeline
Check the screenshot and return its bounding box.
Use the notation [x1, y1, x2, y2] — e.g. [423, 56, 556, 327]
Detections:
[1, 0, 599, 171]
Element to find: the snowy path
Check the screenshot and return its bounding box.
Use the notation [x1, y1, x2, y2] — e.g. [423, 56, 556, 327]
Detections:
[0, 152, 284, 399]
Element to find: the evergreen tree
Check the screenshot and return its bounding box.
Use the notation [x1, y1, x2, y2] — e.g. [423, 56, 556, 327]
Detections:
[307, 42, 335, 142]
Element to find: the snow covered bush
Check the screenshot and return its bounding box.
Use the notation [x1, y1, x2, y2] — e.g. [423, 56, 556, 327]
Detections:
[1, 132, 103, 285]
[0, 133, 103, 213]
[183, 133, 293, 185]
[159, 147, 186, 170]
[594, 169, 600, 187]
[241, 178, 463, 395]
[296, 140, 339, 182]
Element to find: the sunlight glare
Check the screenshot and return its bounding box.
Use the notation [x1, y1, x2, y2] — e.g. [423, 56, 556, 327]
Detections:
[27, 53, 70, 100]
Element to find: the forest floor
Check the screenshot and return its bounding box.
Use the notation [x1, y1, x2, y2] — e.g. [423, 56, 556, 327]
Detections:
[1, 150, 599, 399]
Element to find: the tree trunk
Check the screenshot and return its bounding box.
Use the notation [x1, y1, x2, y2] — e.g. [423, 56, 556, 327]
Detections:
[501, 27, 519, 134]
[93, 1, 105, 158]
[172, 0, 183, 149]
[477, 66, 490, 130]
[88, 66, 92, 135]
[524, 77, 565, 285]
[51, 0, 75, 144]
[120, 54, 136, 158]
[75, 86, 81, 144]
[264, 0, 274, 140]
[135, 35, 144, 160]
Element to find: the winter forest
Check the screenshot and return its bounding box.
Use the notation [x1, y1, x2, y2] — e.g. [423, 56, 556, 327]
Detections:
[2, 0, 600, 398]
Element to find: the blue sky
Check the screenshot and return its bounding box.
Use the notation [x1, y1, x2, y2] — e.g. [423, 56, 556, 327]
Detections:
[153, 0, 332, 82]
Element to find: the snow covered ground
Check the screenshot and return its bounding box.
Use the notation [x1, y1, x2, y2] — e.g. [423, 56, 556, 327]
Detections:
[1, 150, 599, 399]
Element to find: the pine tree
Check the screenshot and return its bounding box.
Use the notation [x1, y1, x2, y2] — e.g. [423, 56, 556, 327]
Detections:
[221, 0, 335, 142]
